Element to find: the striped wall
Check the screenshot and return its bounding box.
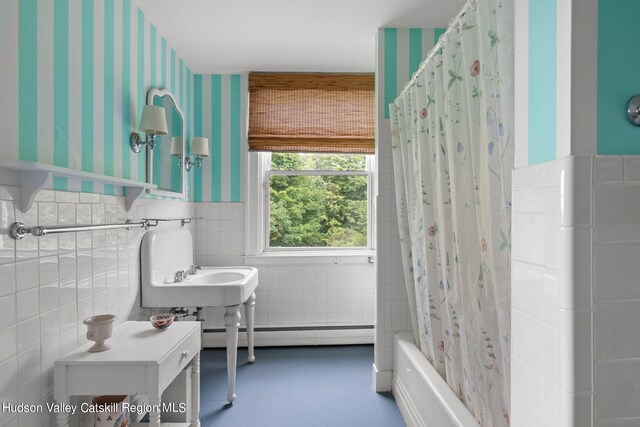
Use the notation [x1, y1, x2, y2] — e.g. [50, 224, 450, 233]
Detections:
[527, 0, 557, 165]
[515, 0, 604, 166]
[514, 0, 560, 167]
[191, 74, 247, 203]
[597, 0, 640, 155]
[376, 28, 446, 121]
[0, 0, 193, 196]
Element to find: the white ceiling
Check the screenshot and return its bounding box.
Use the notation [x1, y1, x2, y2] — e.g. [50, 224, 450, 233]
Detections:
[135, 0, 467, 74]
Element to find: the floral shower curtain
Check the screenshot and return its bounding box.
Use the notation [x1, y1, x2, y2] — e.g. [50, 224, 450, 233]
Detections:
[389, 0, 513, 425]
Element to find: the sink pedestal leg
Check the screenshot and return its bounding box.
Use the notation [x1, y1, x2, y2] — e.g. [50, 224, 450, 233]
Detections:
[224, 305, 241, 403]
[244, 292, 256, 363]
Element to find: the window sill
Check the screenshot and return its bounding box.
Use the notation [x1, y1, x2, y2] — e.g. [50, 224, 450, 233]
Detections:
[243, 251, 375, 266]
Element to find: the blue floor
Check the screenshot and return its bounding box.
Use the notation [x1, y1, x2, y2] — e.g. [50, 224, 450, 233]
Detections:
[199, 345, 405, 427]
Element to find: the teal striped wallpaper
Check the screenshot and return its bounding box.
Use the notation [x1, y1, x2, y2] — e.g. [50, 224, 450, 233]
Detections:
[597, 0, 640, 155]
[527, 0, 557, 164]
[1, 0, 193, 196]
[377, 28, 446, 121]
[191, 74, 247, 203]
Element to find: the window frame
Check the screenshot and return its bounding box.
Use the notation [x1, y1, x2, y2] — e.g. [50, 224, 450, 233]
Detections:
[245, 151, 375, 256]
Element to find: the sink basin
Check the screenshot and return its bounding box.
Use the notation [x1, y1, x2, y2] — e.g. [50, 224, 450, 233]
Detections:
[147, 266, 258, 308]
[141, 229, 259, 308]
[186, 271, 246, 285]
[180, 267, 258, 306]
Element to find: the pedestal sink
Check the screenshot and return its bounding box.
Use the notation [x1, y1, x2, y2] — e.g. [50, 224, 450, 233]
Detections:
[141, 228, 258, 403]
[145, 266, 258, 308]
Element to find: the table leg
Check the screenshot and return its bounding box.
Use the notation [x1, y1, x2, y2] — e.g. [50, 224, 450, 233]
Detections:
[129, 395, 142, 423]
[224, 305, 241, 403]
[55, 398, 69, 427]
[244, 292, 256, 363]
[148, 396, 161, 427]
[190, 353, 201, 427]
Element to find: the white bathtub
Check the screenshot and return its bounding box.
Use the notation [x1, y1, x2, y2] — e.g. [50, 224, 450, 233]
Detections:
[393, 332, 480, 427]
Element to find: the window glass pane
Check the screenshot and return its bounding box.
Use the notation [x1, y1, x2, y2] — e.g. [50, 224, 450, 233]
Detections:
[271, 153, 366, 171]
[269, 174, 367, 247]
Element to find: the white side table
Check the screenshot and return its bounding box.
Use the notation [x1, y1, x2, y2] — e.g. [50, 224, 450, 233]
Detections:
[54, 321, 201, 427]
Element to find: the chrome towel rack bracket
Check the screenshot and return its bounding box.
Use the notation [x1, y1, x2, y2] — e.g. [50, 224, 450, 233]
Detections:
[9, 217, 202, 240]
[9, 219, 153, 240]
[141, 217, 202, 227]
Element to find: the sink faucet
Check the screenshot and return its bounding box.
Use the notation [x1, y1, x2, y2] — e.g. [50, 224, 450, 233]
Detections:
[174, 270, 185, 283]
[174, 266, 201, 282]
[187, 265, 202, 276]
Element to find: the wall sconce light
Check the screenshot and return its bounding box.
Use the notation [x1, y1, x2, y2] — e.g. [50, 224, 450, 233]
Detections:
[184, 137, 209, 171]
[130, 105, 168, 153]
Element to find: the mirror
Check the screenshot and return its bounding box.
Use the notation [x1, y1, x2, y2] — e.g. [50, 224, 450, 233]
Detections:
[146, 88, 184, 196]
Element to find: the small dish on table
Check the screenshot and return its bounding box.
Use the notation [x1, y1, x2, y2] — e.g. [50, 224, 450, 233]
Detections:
[150, 313, 175, 330]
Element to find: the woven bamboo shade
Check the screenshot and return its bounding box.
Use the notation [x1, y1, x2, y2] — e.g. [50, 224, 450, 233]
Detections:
[248, 73, 375, 154]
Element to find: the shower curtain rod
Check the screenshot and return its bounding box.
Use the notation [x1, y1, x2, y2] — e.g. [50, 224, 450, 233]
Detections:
[396, 0, 474, 100]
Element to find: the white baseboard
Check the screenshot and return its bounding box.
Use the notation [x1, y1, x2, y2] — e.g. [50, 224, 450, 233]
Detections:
[373, 364, 393, 392]
[202, 327, 374, 348]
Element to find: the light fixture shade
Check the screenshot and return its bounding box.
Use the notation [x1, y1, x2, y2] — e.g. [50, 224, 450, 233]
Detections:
[191, 137, 209, 157]
[139, 105, 168, 135]
[171, 137, 183, 156]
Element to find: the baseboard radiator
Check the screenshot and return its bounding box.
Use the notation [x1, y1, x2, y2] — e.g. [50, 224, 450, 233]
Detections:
[202, 324, 374, 347]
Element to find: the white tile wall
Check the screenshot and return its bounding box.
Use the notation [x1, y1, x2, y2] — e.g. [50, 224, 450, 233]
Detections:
[0, 185, 194, 427]
[592, 155, 640, 426]
[374, 117, 411, 390]
[513, 155, 640, 426]
[193, 203, 245, 267]
[512, 159, 563, 427]
[243, 262, 375, 327]
[594, 300, 640, 361]
[193, 203, 376, 331]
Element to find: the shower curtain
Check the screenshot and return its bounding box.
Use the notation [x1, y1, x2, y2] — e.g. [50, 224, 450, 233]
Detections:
[389, 0, 512, 425]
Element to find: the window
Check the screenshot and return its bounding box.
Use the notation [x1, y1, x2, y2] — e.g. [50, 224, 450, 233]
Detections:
[267, 153, 372, 250]
[245, 73, 375, 256]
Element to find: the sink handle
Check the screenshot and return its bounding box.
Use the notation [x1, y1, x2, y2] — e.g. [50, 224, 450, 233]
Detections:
[174, 270, 185, 283]
[187, 265, 202, 275]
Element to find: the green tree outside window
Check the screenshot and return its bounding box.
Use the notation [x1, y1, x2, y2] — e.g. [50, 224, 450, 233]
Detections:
[269, 153, 368, 248]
